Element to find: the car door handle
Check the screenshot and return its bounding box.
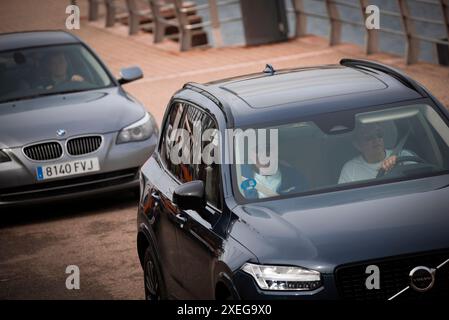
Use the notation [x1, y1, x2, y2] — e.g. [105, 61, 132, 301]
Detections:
[175, 213, 187, 224]
[151, 191, 160, 201]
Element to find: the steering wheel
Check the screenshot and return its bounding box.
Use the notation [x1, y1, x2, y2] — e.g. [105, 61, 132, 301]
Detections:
[376, 155, 426, 178]
[52, 80, 71, 90]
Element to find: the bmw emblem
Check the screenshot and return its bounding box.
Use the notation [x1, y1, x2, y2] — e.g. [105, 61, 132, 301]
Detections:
[56, 129, 66, 137]
[409, 266, 435, 292]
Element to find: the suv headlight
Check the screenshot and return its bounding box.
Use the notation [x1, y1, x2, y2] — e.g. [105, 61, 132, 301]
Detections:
[117, 113, 153, 144]
[242, 263, 322, 291]
[0, 150, 11, 163]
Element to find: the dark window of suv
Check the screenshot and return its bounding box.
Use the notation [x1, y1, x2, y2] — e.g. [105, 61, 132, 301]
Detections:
[160, 101, 222, 209]
[160, 102, 185, 179]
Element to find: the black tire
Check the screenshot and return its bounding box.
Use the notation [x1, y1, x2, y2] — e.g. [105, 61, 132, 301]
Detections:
[143, 246, 166, 300]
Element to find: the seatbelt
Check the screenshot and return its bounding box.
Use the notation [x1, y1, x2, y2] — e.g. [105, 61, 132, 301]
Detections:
[391, 128, 411, 157]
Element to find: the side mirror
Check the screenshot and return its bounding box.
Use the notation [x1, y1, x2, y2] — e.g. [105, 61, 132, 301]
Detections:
[118, 66, 143, 85]
[173, 180, 206, 211]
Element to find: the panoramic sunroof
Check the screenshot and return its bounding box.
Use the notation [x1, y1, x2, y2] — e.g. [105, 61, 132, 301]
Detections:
[220, 68, 388, 109]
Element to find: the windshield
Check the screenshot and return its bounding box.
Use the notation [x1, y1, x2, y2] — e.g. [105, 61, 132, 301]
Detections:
[0, 44, 113, 103]
[233, 103, 449, 202]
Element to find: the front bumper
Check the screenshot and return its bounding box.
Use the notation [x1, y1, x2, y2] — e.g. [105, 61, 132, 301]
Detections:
[0, 132, 158, 207]
[233, 248, 449, 300]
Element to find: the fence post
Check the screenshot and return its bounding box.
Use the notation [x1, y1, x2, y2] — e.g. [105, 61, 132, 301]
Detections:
[147, 0, 167, 43]
[325, 0, 342, 46]
[105, 0, 116, 27]
[292, 0, 307, 37]
[397, 0, 419, 64]
[360, 0, 378, 54]
[442, 0, 449, 40]
[126, 0, 139, 35]
[88, 0, 100, 21]
[208, 0, 224, 47]
[172, 0, 192, 51]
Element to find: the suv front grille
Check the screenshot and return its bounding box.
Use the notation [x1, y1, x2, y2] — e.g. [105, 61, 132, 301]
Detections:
[23, 142, 63, 161]
[67, 136, 102, 156]
[335, 250, 449, 301]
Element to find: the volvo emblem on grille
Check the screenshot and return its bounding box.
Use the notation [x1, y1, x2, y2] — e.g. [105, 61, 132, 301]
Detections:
[409, 266, 435, 292]
[56, 129, 66, 137]
[389, 258, 449, 300]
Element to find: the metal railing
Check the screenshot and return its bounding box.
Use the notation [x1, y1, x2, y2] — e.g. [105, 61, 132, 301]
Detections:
[289, 0, 449, 64]
[174, 0, 241, 49]
[81, 0, 449, 63]
[83, 0, 242, 50]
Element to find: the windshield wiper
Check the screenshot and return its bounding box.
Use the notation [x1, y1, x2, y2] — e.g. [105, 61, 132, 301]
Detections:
[0, 92, 59, 104]
[0, 88, 90, 104]
[55, 88, 91, 95]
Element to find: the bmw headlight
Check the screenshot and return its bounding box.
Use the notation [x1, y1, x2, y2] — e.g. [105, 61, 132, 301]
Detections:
[117, 113, 154, 144]
[242, 263, 322, 291]
[0, 150, 11, 163]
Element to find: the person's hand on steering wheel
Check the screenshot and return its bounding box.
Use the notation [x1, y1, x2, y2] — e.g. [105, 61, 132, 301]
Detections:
[381, 155, 397, 172]
[70, 74, 84, 82]
[377, 155, 426, 178]
[45, 74, 85, 90]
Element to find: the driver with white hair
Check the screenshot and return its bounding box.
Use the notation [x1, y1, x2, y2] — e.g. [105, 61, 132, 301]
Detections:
[338, 122, 414, 184]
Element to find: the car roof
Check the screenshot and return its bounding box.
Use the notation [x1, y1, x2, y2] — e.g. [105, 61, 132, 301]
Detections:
[189, 64, 424, 127]
[0, 30, 80, 52]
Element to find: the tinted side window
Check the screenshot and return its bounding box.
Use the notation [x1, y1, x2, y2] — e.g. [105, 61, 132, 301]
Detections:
[181, 104, 222, 210]
[161, 102, 222, 209]
[160, 102, 185, 180]
[201, 114, 222, 210]
[177, 105, 202, 183]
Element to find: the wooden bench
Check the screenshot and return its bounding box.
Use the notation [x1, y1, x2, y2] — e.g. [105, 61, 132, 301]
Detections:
[85, 0, 209, 50]
[104, 0, 129, 28]
[149, 0, 208, 50]
[87, 0, 103, 21]
[126, 0, 152, 35]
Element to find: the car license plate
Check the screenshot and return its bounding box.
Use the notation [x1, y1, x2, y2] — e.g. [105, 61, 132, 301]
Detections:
[36, 158, 100, 181]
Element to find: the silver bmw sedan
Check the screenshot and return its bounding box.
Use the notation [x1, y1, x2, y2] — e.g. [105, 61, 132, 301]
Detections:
[0, 31, 158, 207]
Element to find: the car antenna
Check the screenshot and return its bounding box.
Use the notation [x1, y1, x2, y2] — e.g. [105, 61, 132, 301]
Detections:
[263, 64, 275, 75]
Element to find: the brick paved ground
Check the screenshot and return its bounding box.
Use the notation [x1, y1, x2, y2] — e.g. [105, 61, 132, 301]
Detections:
[0, 0, 448, 300]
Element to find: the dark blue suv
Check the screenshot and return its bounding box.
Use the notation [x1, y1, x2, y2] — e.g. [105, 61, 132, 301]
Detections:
[137, 59, 449, 300]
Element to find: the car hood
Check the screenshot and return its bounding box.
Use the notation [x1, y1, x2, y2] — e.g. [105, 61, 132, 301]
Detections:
[0, 87, 146, 148]
[230, 175, 449, 273]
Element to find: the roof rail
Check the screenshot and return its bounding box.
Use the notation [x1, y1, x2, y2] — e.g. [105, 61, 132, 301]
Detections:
[340, 58, 427, 97]
[182, 82, 233, 122]
[183, 82, 224, 109]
